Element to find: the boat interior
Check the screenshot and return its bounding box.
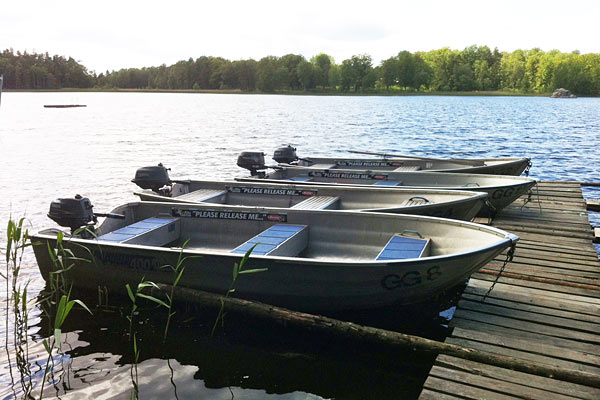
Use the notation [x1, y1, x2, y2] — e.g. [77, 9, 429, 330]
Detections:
[297, 158, 486, 171]
[166, 183, 451, 210]
[264, 168, 532, 188]
[91, 203, 505, 262]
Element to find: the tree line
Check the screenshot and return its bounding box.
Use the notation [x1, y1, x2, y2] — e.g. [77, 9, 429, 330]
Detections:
[1, 46, 599, 95]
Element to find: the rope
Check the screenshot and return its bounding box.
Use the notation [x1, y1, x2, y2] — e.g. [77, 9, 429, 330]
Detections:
[484, 199, 497, 223]
[520, 181, 542, 213]
[481, 244, 516, 303]
[524, 160, 532, 177]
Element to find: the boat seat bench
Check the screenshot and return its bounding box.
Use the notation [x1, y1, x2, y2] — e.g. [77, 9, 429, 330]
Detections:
[232, 224, 308, 256]
[97, 217, 180, 246]
[309, 163, 335, 169]
[376, 234, 431, 260]
[177, 189, 226, 202]
[393, 166, 421, 172]
[291, 196, 339, 210]
[372, 181, 402, 186]
[288, 177, 313, 182]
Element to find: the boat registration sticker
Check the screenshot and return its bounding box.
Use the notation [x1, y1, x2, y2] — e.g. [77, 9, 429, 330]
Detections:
[334, 160, 403, 167]
[228, 186, 317, 197]
[171, 208, 287, 222]
[309, 171, 389, 180]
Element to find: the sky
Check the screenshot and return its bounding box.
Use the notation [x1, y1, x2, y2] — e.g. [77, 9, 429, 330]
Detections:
[2, 0, 599, 73]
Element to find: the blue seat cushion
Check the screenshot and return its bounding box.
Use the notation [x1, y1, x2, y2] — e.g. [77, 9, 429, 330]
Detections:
[377, 235, 430, 260]
[373, 181, 401, 186]
[98, 217, 174, 243]
[232, 224, 306, 255]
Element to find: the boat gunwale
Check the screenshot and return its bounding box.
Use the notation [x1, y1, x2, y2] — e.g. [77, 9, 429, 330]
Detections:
[133, 179, 491, 213]
[30, 230, 515, 266]
[31, 203, 519, 266]
[236, 175, 538, 192]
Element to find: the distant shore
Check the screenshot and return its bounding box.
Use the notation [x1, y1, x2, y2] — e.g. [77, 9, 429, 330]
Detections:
[3, 88, 553, 97]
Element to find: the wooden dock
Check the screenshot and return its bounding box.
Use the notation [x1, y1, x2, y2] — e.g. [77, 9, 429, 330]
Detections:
[419, 181, 600, 399]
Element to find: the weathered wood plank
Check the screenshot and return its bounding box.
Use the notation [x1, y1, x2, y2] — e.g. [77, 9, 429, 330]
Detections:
[446, 336, 600, 375]
[515, 240, 599, 257]
[494, 217, 592, 231]
[449, 318, 600, 356]
[421, 376, 522, 400]
[418, 388, 464, 400]
[429, 365, 590, 400]
[435, 356, 600, 400]
[460, 293, 600, 325]
[450, 327, 600, 368]
[497, 211, 590, 226]
[466, 280, 600, 314]
[470, 273, 600, 300]
[483, 263, 600, 283]
[491, 224, 594, 240]
[497, 231, 594, 245]
[451, 309, 600, 344]
[456, 299, 600, 334]
[497, 259, 600, 277]
[505, 248, 600, 266]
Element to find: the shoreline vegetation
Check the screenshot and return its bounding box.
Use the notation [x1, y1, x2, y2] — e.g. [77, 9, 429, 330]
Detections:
[3, 87, 555, 97]
[1, 46, 599, 96]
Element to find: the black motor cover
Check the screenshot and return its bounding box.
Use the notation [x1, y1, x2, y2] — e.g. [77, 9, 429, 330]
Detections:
[237, 152, 266, 174]
[273, 145, 298, 164]
[48, 194, 95, 231]
[132, 163, 172, 192]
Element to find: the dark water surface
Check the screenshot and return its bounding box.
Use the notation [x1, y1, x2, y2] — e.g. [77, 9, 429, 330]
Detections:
[1, 93, 599, 399]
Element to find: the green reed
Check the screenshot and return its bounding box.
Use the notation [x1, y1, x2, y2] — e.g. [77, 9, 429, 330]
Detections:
[159, 239, 199, 341]
[2, 216, 95, 399]
[38, 230, 92, 399]
[211, 245, 266, 336]
[2, 217, 36, 398]
[125, 278, 167, 399]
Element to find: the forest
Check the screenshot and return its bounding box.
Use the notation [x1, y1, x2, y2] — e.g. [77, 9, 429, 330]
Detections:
[1, 46, 599, 95]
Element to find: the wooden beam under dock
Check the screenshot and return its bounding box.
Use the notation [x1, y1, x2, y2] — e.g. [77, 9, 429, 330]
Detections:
[587, 199, 600, 212]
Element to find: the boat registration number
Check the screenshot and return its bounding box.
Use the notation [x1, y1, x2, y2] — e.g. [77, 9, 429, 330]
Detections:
[381, 266, 441, 290]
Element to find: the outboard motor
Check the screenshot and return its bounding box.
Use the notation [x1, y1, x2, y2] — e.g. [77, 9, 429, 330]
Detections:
[132, 163, 172, 193]
[237, 152, 266, 175]
[273, 145, 298, 164]
[48, 194, 96, 232]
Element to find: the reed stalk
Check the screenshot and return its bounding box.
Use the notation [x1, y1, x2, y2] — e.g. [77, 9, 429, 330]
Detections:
[159, 239, 199, 342]
[125, 279, 167, 399]
[211, 245, 266, 336]
[2, 217, 36, 398]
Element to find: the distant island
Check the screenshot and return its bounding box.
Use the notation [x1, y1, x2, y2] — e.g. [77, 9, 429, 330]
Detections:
[1, 46, 598, 96]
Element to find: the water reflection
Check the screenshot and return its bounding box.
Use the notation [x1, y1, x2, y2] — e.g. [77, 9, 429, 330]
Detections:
[17, 286, 445, 400]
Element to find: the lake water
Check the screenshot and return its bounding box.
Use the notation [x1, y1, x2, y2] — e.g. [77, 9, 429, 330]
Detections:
[1, 92, 599, 399]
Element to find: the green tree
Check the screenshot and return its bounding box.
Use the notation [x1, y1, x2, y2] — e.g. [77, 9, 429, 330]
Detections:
[500, 50, 527, 90]
[328, 63, 341, 89]
[340, 54, 373, 92]
[311, 53, 332, 88]
[379, 56, 398, 88]
[296, 60, 313, 90]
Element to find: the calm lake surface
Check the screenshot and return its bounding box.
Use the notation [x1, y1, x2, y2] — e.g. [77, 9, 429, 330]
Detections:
[1, 92, 599, 399]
